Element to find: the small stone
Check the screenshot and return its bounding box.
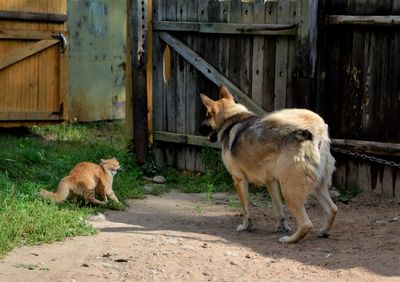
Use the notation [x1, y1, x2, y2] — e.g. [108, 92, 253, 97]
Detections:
[152, 175, 166, 184]
[143, 184, 154, 193]
[89, 213, 106, 222]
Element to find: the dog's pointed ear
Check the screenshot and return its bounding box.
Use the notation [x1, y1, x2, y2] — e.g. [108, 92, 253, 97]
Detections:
[220, 84, 234, 101]
[200, 93, 215, 110]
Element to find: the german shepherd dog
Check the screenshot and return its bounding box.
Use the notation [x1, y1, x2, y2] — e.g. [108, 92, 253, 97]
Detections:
[200, 85, 338, 243]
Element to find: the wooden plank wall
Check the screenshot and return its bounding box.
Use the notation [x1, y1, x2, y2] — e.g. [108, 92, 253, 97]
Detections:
[0, 0, 67, 126]
[152, 0, 297, 172]
[317, 0, 400, 197]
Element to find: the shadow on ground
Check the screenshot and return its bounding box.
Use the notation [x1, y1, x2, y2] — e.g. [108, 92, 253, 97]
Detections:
[99, 191, 400, 278]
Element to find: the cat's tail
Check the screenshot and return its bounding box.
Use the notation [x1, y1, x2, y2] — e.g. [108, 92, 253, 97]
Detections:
[40, 177, 71, 203]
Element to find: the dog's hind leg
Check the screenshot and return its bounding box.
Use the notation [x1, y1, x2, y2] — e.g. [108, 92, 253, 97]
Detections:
[314, 155, 338, 237]
[233, 176, 251, 231]
[278, 178, 313, 243]
[314, 185, 337, 238]
[266, 180, 291, 233]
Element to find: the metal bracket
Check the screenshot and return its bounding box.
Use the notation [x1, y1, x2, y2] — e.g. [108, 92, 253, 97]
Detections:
[53, 33, 68, 54]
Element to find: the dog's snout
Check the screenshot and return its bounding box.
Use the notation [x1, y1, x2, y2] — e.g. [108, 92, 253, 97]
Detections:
[199, 120, 212, 136]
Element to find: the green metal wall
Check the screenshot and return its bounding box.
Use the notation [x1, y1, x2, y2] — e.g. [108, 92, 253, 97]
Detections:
[67, 0, 126, 121]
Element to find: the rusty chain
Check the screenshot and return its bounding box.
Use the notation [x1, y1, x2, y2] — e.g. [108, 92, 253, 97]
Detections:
[331, 147, 400, 168]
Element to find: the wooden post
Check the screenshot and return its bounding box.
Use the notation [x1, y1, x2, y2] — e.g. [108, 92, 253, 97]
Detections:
[128, 0, 149, 164]
[295, 0, 319, 108]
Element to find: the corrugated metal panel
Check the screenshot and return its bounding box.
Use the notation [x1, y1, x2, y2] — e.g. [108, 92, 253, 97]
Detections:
[67, 0, 126, 121]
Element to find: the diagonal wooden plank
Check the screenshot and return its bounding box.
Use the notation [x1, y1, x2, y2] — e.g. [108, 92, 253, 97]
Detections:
[159, 31, 266, 115]
[0, 39, 59, 71]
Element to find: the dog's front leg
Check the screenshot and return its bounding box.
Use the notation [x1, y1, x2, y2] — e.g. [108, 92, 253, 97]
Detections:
[233, 176, 251, 231]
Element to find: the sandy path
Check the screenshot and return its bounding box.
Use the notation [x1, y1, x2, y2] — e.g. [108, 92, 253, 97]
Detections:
[1, 191, 399, 282]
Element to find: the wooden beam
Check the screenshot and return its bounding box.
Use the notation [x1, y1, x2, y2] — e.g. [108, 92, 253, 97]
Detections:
[154, 131, 221, 149]
[0, 112, 63, 121]
[331, 139, 400, 157]
[325, 15, 400, 26]
[159, 32, 266, 116]
[154, 132, 400, 158]
[0, 29, 60, 40]
[129, 0, 149, 164]
[0, 39, 59, 71]
[0, 10, 66, 23]
[153, 21, 298, 36]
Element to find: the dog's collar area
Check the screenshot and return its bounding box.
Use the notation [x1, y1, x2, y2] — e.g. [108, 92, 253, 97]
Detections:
[209, 130, 218, 142]
[219, 114, 258, 144]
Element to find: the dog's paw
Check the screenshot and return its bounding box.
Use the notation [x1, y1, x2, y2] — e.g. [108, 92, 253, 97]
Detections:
[318, 229, 330, 238]
[276, 222, 291, 233]
[236, 223, 249, 231]
[236, 218, 253, 232]
[278, 236, 293, 244]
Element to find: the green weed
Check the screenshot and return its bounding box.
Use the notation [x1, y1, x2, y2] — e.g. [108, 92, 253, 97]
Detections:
[206, 183, 214, 205]
[338, 183, 360, 204]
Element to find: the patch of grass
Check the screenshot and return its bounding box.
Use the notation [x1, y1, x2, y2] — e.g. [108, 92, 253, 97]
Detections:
[206, 183, 214, 205]
[338, 183, 360, 204]
[0, 121, 144, 257]
[227, 196, 242, 210]
[14, 263, 49, 271]
[193, 204, 204, 214]
[158, 147, 233, 194]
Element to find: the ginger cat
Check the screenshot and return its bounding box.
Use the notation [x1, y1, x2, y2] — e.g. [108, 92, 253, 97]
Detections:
[40, 158, 120, 205]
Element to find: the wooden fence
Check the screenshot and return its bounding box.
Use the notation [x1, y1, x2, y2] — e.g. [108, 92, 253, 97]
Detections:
[150, 0, 310, 172]
[316, 0, 400, 197]
[128, 0, 400, 197]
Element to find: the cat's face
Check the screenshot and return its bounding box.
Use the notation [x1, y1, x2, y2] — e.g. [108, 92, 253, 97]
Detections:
[100, 158, 120, 176]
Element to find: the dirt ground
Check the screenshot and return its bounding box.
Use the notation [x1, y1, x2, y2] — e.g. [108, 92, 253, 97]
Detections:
[1, 190, 399, 282]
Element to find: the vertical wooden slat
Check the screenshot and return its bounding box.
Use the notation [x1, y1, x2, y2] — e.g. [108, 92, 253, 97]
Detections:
[219, 0, 230, 79]
[228, 0, 241, 91]
[382, 167, 394, 197]
[153, 0, 166, 164]
[357, 163, 371, 193]
[286, 0, 297, 108]
[251, 0, 265, 107]
[273, 0, 289, 110]
[185, 0, 198, 171]
[196, 0, 220, 172]
[165, 0, 178, 167]
[239, 0, 253, 97]
[262, 1, 277, 112]
[174, 0, 186, 169]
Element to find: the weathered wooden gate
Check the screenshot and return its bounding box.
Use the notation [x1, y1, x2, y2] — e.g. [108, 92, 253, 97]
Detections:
[151, 0, 314, 171]
[128, 0, 399, 197]
[0, 0, 68, 127]
[316, 0, 400, 197]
